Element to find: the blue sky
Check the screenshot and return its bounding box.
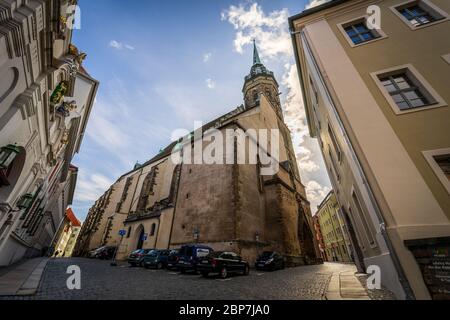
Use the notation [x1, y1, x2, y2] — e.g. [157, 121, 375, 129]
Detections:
[71, 0, 332, 221]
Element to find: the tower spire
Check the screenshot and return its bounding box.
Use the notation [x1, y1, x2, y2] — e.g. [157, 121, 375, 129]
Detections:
[253, 39, 261, 65]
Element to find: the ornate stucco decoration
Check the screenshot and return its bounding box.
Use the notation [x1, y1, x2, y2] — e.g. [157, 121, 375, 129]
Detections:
[56, 100, 77, 117]
[50, 81, 69, 106]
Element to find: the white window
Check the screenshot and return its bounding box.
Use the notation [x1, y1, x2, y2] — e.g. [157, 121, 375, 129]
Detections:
[371, 64, 447, 114]
[391, 0, 449, 30]
[423, 148, 450, 194]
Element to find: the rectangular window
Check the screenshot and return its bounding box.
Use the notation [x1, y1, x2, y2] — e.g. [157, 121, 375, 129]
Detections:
[399, 5, 436, 26]
[352, 191, 376, 247]
[392, 0, 448, 29]
[328, 124, 342, 162]
[434, 154, 450, 181]
[371, 64, 446, 114]
[379, 73, 429, 110]
[329, 148, 341, 183]
[423, 148, 450, 194]
[344, 22, 378, 45]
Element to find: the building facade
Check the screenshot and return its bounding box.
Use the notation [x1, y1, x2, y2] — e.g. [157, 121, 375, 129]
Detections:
[312, 215, 328, 261]
[0, 0, 97, 266]
[75, 43, 320, 265]
[290, 0, 450, 299]
[52, 207, 81, 257]
[315, 191, 353, 263]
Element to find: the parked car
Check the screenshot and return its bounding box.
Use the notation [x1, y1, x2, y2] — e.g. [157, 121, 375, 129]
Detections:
[88, 246, 116, 260]
[143, 249, 171, 269]
[177, 244, 213, 273]
[255, 251, 285, 271]
[166, 249, 181, 270]
[127, 249, 152, 267]
[197, 251, 250, 279]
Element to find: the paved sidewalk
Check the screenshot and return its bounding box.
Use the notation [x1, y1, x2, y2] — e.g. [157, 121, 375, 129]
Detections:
[0, 257, 49, 296]
[326, 265, 370, 300]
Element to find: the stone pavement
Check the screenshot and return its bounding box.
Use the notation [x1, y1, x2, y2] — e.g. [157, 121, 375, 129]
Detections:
[0, 257, 49, 296]
[0, 258, 391, 300]
[325, 264, 370, 300]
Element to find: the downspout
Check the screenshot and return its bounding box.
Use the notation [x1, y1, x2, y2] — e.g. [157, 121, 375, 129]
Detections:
[167, 164, 182, 250]
[289, 25, 415, 300]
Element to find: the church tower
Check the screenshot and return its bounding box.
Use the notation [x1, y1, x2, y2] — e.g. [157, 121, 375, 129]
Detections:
[243, 40, 283, 120]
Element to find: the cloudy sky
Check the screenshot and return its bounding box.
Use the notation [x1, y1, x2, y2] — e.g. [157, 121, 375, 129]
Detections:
[71, 0, 332, 221]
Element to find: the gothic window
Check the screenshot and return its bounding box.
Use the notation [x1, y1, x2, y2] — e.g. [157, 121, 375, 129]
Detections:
[150, 223, 156, 236]
[136, 167, 158, 212]
[169, 165, 181, 203]
[116, 177, 133, 212]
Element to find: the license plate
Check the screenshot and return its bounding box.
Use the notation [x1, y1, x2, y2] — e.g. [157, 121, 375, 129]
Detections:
[258, 264, 264, 267]
[202, 260, 208, 264]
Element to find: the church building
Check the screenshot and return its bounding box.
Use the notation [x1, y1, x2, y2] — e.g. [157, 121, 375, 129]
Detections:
[75, 42, 319, 265]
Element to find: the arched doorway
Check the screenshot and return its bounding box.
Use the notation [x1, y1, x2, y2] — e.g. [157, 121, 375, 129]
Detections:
[135, 225, 145, 250]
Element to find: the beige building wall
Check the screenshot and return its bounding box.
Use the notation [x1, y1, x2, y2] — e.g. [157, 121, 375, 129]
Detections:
[290, 0, 450, 299]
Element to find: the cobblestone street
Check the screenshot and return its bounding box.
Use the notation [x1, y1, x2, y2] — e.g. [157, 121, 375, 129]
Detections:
[3, 258, 363, 300]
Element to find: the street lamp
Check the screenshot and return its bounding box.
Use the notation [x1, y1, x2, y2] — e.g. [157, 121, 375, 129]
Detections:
[0, 144, 20, 169]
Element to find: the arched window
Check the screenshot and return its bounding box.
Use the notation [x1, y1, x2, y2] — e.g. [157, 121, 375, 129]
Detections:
[127, 226, 131, 238]
[150, 223, 156, 236]
[136, 167, 158, 212]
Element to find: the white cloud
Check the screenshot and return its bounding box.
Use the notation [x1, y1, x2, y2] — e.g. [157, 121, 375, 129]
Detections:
[203, 52, 212, 63]
[221, 3, 291, 58]
[305, 180, 331, 210]
[206, 78, 215, 89]
[74, 172, 113, 202]
[109, 40, 135, 51]
[305, 0, 331, 9]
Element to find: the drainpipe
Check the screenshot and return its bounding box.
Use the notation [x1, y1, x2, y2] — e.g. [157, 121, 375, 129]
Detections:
[290, 27, 415, 300]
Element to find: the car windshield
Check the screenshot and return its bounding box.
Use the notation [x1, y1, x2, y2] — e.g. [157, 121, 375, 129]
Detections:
[180, 246, 193, 256]
[261, 251, 274, 258]
[169, 250, 179, 256]
[146, 250, 157, 257]
[132, 249, 143, 254]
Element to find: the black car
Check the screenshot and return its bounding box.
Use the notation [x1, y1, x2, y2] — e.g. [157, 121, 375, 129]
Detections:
[166, 249, 181, 270]
[255, 251, 285, 271]
[177, 244, 213, 274]
[88, 246, 116, 260]
[197, 251, 250, 279]
[143, 249, 171, 269]
[127, 249, 152, 267]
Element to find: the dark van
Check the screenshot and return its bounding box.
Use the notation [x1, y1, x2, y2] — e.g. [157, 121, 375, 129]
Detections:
[177, 244, 213, 273]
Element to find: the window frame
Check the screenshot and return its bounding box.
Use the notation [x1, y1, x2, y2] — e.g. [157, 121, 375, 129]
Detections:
[423, 148, 450, 194]
[371, 64, 447, 115]
[337, 15, 388, 48]
[390, 0, 449, 30]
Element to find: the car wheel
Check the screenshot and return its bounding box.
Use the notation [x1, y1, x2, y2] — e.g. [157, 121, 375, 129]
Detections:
[130, 263, 135, 267]
[243, 265, 250, 276]
[157, 262, 163, 269]
[220, 267, 228, 279]
[201, 271, 209, 278]
[144, 265, 149, 269]
[139, 261, 144, 267]
[180, 268, 186, 274]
